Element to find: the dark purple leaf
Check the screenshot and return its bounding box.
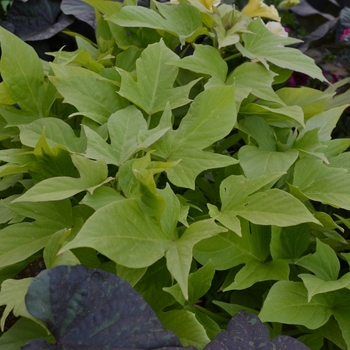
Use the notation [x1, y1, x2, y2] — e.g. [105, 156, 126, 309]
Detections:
[291, 0, 335, 20]
[203, 311, 310, 350]
[22, 265, 195, 350]
[272, 335, 310, 350]
[298, 17, 339, 52]
[0, 0, 74, 41]
[61, 0, 96, 28]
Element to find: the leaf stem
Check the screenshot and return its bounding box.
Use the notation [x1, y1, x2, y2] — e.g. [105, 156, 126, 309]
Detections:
[224, 52, 242, 62]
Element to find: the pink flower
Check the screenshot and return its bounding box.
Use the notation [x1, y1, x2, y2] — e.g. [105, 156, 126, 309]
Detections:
[340, 28, 350, 41]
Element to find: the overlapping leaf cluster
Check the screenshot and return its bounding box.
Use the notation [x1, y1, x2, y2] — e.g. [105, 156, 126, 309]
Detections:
[0, 0, 350, 349]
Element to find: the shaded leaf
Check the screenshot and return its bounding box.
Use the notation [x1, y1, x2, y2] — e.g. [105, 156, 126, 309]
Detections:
[13, 155, 112, 202]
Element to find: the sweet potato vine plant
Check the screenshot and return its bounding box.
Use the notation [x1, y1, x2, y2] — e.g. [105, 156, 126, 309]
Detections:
[0, 0, 350, 348]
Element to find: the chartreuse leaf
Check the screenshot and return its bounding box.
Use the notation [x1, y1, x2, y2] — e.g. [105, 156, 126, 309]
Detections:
[0, 82, 15, 105]
[223, 259, 289, 291]
[295, 239, 350, 301]
[59, 199, 174, 268]
[159, 310, 210, 349]
[117, 40, 197, 115]
[0, 199, 74, 268]
[24, 265, 193, 349]
[19, 118, 86, 153]
[292, 158, 350, 210]
[85, 105, 169, 166]
[0, 278, 47, 332]
[84, 0, 122, 16]
[297, 239, 340, 281]
[49, 64, 129, 124]
[169, 44, 227, 81]
[84, 105, 146, 165]
[164, 261, 216, 306]
[0, 318, 55, 350]
[227, 62, 283, 105]
[217, 222, 289, 291]
[270, 224, 310, 261]
[153, 85, 238, 189]
[43, 229, 80, 269]
[259, 281, 333, 329]
[28, 130, 79, 183]
[238, 146, 298, 178]
[13, 155, 112, 203]
[166, 219, 224, 300]
[276, 87, 334, 120]
[211, 173, 319, 236]
[236, 19, 326, 82]
[0, 27, 55, 118]
[240, 102, 305, 127]
[260, 283, 350, 347]
[81, 186, 125, 211]
[293, 129, 328, 163]
[237, 116, 276, 152]
[107, 2, 205, 45]
[299, 105, 348, 141]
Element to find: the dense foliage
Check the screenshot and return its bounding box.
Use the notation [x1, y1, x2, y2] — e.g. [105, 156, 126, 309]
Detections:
[0, 0, 350, 349]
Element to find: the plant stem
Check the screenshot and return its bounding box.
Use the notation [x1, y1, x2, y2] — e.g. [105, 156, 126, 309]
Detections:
[224, 52, 242, 62]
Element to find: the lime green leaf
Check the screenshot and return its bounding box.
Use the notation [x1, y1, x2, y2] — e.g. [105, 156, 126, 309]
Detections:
[214, 174, 319, 235]
[85, 106, 170, 166]
[169, 44, 227, 81]
[13, 155, 112, 202]
[84, 0, 122, 16]
[236, 19, 326, 82]
[81, 186, 125, 211]
[59, 199, 174, 268]
[164, 260, 215, 306]
[0, 317, 55, 350]
[237, 116, 276, 152]
[118, 40, 197, 115]
[297, 239, 340, 281]
[0, 223, 56, 268]
[0, 278, 47, 332]
[270, 224, 310, 260]
[0, 27, 55, 118]
[293, 158, 350, 210]
[299, 105, 348, 141]
[43, 229, 80, 268]
[240, 103, 305, 127]
[166, 219, 224, 300]
[238, 146, 298, 178]
[227, 62, 283, 104]
[259, 281, 332, 329]
[0, 82, 15, 105]
[19, 118, 86, 153]
[153, 85, 238, 189]
[107, 2, 205, 44]
[4, 199, 73, 229]
[223, 259, 289, 291]
[293, 129, 328, 162]
[159, 310, 210, 349]
[299, 273, 350, 302]
[332, 289, 350, 347]
[276, 87, 333, 120]
[193, 231, 250, 270]
[49, 65, 128, 124]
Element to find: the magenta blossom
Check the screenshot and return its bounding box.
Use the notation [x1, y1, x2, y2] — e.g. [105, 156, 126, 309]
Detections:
[340, 28, 350, 41]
